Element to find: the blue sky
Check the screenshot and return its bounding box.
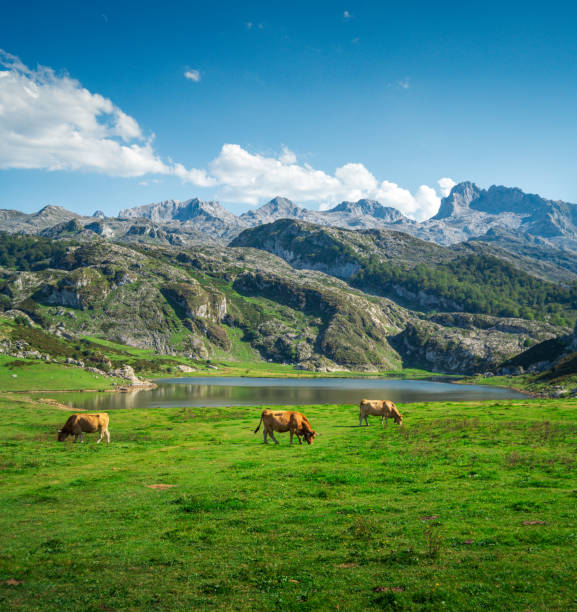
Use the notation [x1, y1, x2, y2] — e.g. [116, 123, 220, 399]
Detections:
[1, 0, 576, 218]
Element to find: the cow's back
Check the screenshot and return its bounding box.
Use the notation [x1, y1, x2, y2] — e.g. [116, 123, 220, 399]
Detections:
[74, 413, 109, 433]
[360, 399, 385, 415]
[262, 410, 292, 431]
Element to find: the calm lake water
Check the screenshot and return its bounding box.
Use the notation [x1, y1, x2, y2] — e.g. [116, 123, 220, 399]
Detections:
[47, 377, 527, 410]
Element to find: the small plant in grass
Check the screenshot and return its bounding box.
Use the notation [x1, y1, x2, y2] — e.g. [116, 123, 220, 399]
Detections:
[425, 523, 443, 558]
[347, 515, 380, 540]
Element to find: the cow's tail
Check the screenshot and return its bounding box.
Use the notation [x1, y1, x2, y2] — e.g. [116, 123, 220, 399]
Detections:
[254, 414, 263, 434]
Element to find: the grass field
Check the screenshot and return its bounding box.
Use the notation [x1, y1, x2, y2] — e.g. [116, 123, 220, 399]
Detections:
[1, 395, 576, 610]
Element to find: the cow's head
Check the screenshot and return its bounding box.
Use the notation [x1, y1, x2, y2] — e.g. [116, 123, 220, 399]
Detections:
[304, 430, 317, 444]
[57, 429, 69, 442]
[394, 412, 403, 425]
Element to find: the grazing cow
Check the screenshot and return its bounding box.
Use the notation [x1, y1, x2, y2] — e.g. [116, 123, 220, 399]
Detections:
[254, 410, 317, 445]
[359, 399, 403, 427]
[57, 413, 110, 443]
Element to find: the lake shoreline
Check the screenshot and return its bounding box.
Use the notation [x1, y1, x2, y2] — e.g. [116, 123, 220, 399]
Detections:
[35, 376, 528, 411]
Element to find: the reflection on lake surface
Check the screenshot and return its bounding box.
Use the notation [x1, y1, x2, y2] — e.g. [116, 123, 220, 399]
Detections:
[45, 376, 527, 410]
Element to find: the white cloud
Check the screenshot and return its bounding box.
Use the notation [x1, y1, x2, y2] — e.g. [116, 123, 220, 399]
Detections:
[184, 69, 201, 82]
[207, 144, 452, 221]
[343, 10, 351, 19]
[0, 50, 454, 221]
[388, 77, 410, 90]
[0, 50, 209, 183]
[278, 145, 297, 164]
[172, 163, 216, 187]
[438, 177, 456, 197]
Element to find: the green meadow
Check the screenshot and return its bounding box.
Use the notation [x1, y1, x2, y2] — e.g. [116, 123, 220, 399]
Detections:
[1, 394, 576, 610]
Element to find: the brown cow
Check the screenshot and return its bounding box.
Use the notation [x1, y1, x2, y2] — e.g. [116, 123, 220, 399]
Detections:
[359, 399, 403, 427]
[254, 410, 317, 445]
[57, 413, 110, 443]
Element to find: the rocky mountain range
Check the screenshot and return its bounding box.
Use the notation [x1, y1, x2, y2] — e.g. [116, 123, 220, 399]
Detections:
[2, 182, 577, 255]
[116, 181, 577, 252]
[1, 181, 576, 377]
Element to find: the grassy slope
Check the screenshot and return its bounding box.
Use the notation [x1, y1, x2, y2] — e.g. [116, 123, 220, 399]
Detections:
[0, 355, 118, 391]
[462, 372, 577, 397]
[1, 396, 576, 610]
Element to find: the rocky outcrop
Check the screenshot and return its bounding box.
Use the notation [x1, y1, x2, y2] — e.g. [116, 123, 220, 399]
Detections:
[161, 280, 227, 322]
[394, 316, 559, 375]
[501, 319, 577, 382]
[109, 364, 144, 384]
[36, 268, 109, 310]
[232, 268, 404, 370]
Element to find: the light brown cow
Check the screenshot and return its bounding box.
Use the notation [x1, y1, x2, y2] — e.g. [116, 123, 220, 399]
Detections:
[57, 413, 110, 443]
[254, 409, 317, 445]
[359, 399, 403, 427]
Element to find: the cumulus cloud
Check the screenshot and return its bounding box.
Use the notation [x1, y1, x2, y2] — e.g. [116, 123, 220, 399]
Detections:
[207, 144, 451, 220]
[0, 50, 453, 220]
[343, 10, 351, 19]
[184, 68, 201, 82]
[0, 49, 209, 182]
[438, 177, 456, 197]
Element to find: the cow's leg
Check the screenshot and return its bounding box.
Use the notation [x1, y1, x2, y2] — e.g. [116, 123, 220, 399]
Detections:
[263, 429, 268, 444]
[105, 429, 110, 443]
[359, 413, 364, 426]
[289, 430, 294, 445]
[381, 415, 385, 426]
[364, 415, 369, 426]
[297, 434, 302, 445]
[269, 432, 280, 445]
[96, 426, 104, 444]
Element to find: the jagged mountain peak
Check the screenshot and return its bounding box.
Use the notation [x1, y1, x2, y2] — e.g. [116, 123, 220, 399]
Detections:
[433, 182, 482, 219]
[176, 197, 237, 221]
[267, 196, 295, 208]
[32, 204, 79, 218]
[434, 181, 576, 220]
[240, 196, 305, 221]
[328, 199, 408, 222]
[119, 197, 237, 224]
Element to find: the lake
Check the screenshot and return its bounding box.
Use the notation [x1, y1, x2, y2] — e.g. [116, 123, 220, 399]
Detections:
[47, 376, 528, 410]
